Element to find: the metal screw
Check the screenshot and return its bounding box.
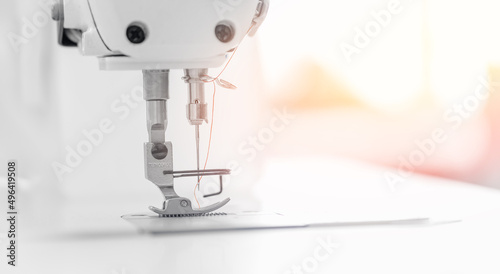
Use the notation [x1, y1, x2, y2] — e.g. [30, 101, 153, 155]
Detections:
[151, 144, 168, 160]
[127, 25, 146, 44]
[215, 23, 234, 43]
[180, 200, 189, 207]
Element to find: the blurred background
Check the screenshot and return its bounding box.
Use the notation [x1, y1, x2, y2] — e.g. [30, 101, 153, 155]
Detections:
[2, 0, 500, 230]
[258, 0, 500, 188]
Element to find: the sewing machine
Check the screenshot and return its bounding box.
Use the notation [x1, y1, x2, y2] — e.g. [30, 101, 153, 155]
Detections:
[51, 0, 269, 217]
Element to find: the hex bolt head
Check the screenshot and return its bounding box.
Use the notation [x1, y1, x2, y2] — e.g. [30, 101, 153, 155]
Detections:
[215, 23, 234, 43]
[127, 25, 146, 44]
[180, 200, 189, 207]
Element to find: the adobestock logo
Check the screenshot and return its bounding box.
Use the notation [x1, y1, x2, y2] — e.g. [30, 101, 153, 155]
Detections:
[385, 76, 494, 191]
[283, 236, 340, 274]
[52, 86, 143, 182]
[8, 0, 54, 53]
[238, 107, 296, 162]
[195, 107, 297, 206]
[213, 0, 245, 20]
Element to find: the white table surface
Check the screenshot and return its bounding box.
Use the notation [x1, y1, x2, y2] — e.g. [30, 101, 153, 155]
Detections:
[3, 157, 500, 274]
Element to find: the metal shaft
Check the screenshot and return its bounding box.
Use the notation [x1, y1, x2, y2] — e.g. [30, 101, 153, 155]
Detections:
[184, 69, 209, 189]
[185, 68, 209, 127]
[143, 70, 170, 143]
[146, 101, 167, 143]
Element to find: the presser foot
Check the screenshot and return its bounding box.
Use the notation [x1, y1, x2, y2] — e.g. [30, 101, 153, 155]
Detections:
[145, 142, 231, 218]
[149, 197, 231, 217]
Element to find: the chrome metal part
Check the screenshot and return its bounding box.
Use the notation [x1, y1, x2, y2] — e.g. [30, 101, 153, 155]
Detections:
[163, 169, 230, 178]
[203, 176, 224, 198]
[149, 197, 231, 217]
[143, 70, 169, 144]
[144, 141, 231, 216]
[183, 69, 208, 126]
[162, 169, 229, 198]
[144, 142, 177, 200]
[142, 69, 231, 217]
[183, 69, 209, 191]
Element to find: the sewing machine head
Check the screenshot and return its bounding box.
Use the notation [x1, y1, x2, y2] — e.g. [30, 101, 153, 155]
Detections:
[53, 0, 268, 70]
[52, 0, 269, 216]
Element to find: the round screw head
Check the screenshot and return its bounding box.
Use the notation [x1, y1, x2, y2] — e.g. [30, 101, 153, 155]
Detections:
[180, 200, 189, 207]
[215, 23, 234, 43]
[151, 144, 168, 160]
[127, 25, 146, 44]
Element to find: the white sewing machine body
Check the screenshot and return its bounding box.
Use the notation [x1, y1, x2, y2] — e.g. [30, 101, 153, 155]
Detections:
[57, 0, 267, 70]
